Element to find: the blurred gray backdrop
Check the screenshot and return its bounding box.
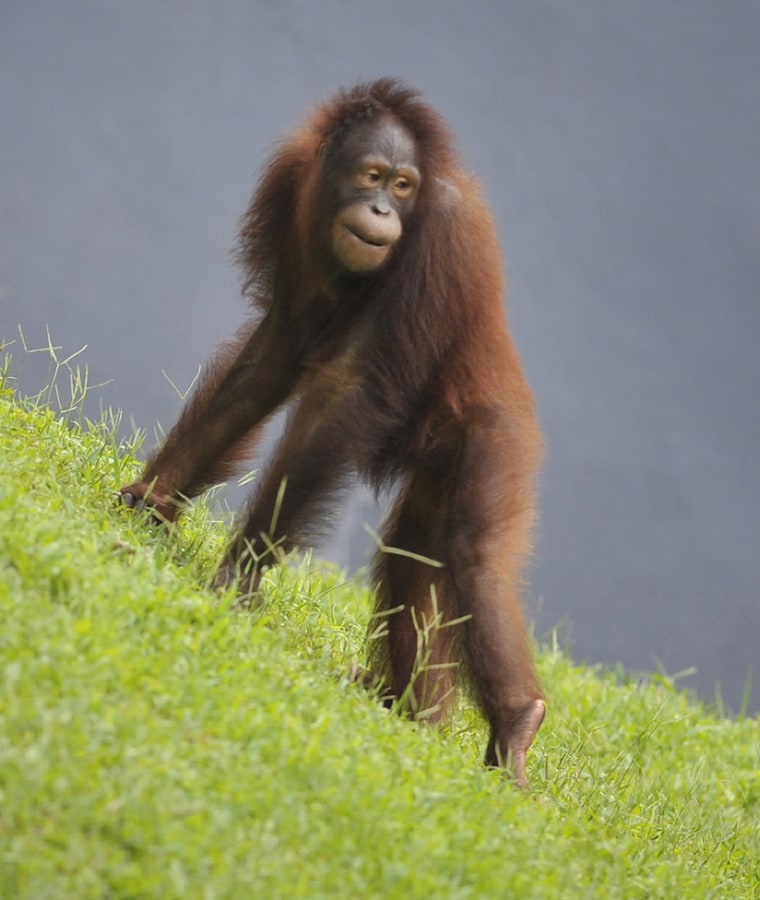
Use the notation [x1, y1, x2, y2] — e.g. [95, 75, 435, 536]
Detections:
[2, 1, 758, 712]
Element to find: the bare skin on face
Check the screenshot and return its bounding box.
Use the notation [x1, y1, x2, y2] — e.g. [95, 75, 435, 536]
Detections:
[330, 117, 420, 273]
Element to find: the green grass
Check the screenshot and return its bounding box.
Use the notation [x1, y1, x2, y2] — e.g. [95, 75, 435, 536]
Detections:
[0, 383, 758, 898]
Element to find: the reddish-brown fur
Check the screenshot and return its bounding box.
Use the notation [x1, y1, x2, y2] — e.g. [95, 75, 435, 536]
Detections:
[121, 79, 545, 785]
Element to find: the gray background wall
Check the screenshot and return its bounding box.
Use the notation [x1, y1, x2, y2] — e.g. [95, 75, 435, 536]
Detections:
[2, 1, 758, 712]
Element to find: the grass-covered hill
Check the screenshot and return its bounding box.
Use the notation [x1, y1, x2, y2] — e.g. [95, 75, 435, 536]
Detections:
[0, 385, 758, 898]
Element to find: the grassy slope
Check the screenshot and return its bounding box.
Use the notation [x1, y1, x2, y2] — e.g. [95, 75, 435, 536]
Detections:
[0, 393, 758, 899]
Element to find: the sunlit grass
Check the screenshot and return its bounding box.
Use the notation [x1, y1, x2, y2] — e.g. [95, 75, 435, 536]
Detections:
[0, 345, 758, 899]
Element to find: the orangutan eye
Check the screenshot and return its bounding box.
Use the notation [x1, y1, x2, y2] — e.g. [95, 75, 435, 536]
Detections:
[360, 169, 381, 187]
